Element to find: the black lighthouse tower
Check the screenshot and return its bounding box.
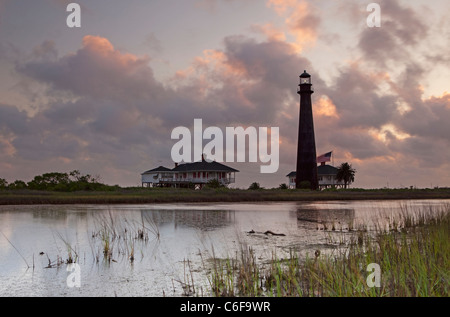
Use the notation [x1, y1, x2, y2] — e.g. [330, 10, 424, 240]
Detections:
[296, 70, 318, 190]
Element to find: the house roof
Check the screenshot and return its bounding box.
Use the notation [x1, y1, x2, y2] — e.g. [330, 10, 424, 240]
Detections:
[317, 164, 338, 175]
[141, 166, 173, 174]
[173, 160, 239, 173]
[286, 164, 338, 177]
[142, 161, 239, 174]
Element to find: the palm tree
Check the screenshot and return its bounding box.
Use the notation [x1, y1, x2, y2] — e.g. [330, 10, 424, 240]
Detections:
[336, 162, 356, 189]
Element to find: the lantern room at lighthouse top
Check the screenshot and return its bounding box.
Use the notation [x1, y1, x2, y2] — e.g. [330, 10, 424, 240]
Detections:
[299, 70, 312, 84]
[298, 70, 314, 93]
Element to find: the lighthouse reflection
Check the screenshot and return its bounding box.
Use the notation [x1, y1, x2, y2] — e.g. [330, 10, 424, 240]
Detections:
[295, 203, 355, 231]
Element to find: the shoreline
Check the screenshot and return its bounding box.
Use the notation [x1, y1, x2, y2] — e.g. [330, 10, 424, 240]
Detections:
[1, 188, 450, 205]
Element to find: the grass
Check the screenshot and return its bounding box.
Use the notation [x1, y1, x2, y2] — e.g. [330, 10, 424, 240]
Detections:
[87, 211, 159, 264]
[206, 204, 450, 297]
[0, 187, 450, 205]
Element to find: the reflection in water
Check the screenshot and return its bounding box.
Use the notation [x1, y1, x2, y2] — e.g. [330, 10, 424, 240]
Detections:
[141, 209, 235, 231]
[295, 204, 355, 230]
[32, 208, 70, 221]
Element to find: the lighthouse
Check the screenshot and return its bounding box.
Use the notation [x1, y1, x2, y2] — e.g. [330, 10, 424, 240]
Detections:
[296, 70, 318, 190]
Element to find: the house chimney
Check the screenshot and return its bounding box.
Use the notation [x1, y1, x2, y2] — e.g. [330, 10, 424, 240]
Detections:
[202, 154, 205, 162]
[175, 162, 178, 168]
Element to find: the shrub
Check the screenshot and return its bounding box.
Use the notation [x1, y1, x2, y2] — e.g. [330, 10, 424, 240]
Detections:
[298, 180, 311, 189]
[248, 182, 261, 190]
[204, 179, 224, 189]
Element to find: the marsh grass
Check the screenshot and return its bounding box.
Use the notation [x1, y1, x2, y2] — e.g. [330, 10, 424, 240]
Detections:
[2, 187, 450, 205]
[206, 204, 449, 297]
[87, 211, 160, 264]
[34, 210, 161, 271]
[172, 258, 198, 296]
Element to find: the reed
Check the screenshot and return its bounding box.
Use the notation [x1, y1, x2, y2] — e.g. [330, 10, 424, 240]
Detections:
[175, 258, 198, 296]
[55, 232, 79, 264]
[206, 204, 449, 297]
[86, 210, 163, 264]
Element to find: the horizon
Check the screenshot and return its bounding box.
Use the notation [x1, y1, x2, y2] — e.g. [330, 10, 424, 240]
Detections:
[2, 162, 448, 190]
[0, 0, 449, 189]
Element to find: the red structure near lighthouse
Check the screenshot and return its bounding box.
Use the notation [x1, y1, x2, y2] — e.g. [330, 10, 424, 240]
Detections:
[296, 70, 318, 190]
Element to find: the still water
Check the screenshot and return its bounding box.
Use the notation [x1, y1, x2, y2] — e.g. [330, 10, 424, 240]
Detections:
[0, 199, 448, 297]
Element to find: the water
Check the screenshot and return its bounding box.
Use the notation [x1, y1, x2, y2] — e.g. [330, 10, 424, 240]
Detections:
[0, 199, 448, 297]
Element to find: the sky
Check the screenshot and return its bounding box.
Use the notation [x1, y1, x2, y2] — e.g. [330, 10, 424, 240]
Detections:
[0, 0, 449, 189]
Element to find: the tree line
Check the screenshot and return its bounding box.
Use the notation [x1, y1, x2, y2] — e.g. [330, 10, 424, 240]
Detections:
[0, 170, 118, 192]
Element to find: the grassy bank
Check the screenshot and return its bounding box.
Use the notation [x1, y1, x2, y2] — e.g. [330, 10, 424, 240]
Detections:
[207, 204, 450, 297]
[0, 187, 450, 205]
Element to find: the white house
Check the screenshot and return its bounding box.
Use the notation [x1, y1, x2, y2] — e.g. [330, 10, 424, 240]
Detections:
[141, 157, 239, 188]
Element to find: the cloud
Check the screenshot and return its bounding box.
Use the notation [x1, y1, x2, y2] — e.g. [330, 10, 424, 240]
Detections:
[18, 35, 158, 101]
[250, 23, 287, 42]
[266, 0, 321, 52]
[167, 34, 315, 128]
[312, 0, 450, 177]
[358, 0, 427, 67]
[397, 93, 450, 142]
[0, 103, 30, 135]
